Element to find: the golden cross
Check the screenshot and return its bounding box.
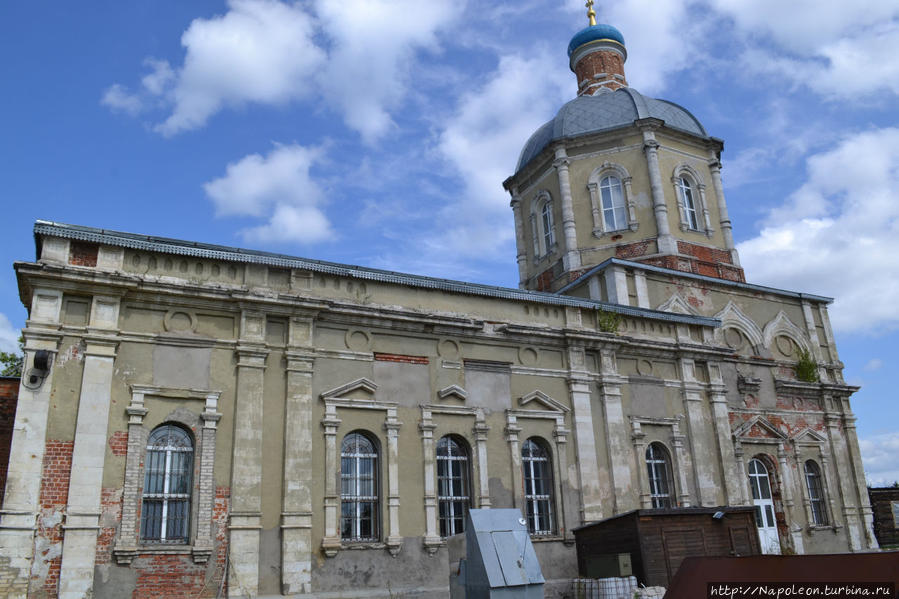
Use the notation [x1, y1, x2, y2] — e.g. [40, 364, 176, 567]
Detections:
[585, 0, 597, 26]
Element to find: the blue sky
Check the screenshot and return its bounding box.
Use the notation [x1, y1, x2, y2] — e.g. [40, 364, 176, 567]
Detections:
[2, 1, 898, 484]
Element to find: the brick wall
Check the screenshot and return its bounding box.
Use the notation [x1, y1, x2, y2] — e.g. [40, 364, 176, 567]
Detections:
[0, 377, 19, 505]
[574, 50, 627, 93]
[33, 440, 74, 595]
[68, 241, 98, 267]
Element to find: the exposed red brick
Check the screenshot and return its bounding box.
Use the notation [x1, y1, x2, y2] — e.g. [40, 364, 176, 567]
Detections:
[35, 440, 74, 594]
[574, 50, 627, 94]
[68, 241, 99, 267]
[95, 488, 122, 566]
[0, 377, 19, 505]
[108, 430, 129, 457]
[535, 268, 554, 292]
[615, 241, 650, 259]
[374, 353, 429, 365]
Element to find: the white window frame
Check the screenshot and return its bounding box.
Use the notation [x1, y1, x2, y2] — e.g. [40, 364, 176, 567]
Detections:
[645, 442, 674, 509]
[522, 437, 555, 536]
[340, 431, 380, 542]
[588, 163, 637, 237]
[436, 435, 471, 538]
[141, 425, 193, 544]
[530, 191, 556, 260]
[671, 165, 713, 236]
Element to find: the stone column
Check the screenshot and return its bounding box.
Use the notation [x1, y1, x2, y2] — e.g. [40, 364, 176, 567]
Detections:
[569, 345, 603, 522]
[0, 289, 63, 598]
[603, 266, 629, 305]
[419, 408, 440, 553]
[824, 413, 861, 551]
[384, 408, 403, 556]
[58, 295, 120, 599]
[597, 348, 631, 514]
[228, 310, 268, 597]
[708, 159, 739, 264]
[320, 405, 341, 557]
[473, 410, 491, 508]
[552, 418, 573, 541]
[633, 270, 650, 309]
[504, 413, 523, 509]
[281, 316, 315, 594]
[841, 414, 879, 549]
[554, 146, 582, 272]
[510, 192, 529, 288]
[707, 362, 743, 505]
[630, 422, 651, 508]
[670, 421, 693, 508]
[639, 122, 676, 254]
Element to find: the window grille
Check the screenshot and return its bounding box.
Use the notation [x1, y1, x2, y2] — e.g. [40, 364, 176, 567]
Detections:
[645, 443, 673, 508]
[437, 436, 470, 537]
[522, 438, 554, 535]
[340, 432, 379, 541]
[141, 425, 193, 543]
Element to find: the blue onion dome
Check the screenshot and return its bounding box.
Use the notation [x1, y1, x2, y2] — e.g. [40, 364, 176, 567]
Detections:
[568, 23, 626, 56]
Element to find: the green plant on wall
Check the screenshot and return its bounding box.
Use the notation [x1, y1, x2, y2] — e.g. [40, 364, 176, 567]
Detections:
[794, 347, 819, 383]
[596, 308, 622, 334]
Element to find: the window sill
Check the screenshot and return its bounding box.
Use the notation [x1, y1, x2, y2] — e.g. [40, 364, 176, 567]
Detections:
[113, 542, 212, 565]
[808, 524, 841, 533]
[530, 534, 563, 543]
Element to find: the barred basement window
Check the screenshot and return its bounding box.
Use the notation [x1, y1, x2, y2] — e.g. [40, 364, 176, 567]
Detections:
[341, 431, 379, 541]
[437, 436, 470, 537]
[804, 460, 829, 526]
[141, 424, 193, 543]
[522, 438, 554, 535]
[646, 442, 674, 508]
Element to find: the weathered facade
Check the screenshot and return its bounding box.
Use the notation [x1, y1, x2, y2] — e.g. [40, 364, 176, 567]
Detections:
[0, 14, 880, 599]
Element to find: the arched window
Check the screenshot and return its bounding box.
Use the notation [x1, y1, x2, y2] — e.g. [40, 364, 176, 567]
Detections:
[645, 442, 674, 508]
[804, 460, 828, 526]
[341, 431, 379, 541]
[437, 436, 470, 537]
[521, 438, 554, 535]
[676, 177, 699, 230]
[600, 175, 627, 231]
[141, 424, 193, 543]
[541, 201, 555, 251]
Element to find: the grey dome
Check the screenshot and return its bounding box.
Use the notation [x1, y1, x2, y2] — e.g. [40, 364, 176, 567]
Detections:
[515, 87, 708, 172]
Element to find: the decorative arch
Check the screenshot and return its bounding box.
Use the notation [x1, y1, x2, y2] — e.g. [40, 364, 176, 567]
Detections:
[763, 311, 811, 358]
[671, 163, 712, 235]
[714, 301, 764, 355]
[587, 161, 637, 236]
[656, 293, 701, 316]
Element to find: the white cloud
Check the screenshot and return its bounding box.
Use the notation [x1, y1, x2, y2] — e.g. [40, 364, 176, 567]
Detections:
[203, 143, 334, 244]
[156, 0, 324, 136]
[435, 51, 570, 257]
[860, 431, 899, 487]
[0, 314, 19, 354]
[101, 83, 143, 116]
[141, 59, 176, 96]
[738, 127, 899, 334]
[863, 358, 883, 372]
[315, 0, 464, 144]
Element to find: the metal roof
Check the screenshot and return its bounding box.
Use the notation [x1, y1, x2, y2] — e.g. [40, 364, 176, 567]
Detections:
[556, 257, 834, 304]
[32, 220, 720, 327]
[515, 87, 708, 172]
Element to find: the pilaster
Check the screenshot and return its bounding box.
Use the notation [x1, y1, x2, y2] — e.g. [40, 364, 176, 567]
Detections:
[228, 310, 268, 597]
[58, 304, 120, 599]
[597, 348, 630, 514]
[553, 146, 581, 271]
[824, 413, 862, 551]
[680, 359, 716, 505]
[510, 192, 528, 288]
[708, 159, 739, 264]
[638, 121, 676, 254]
[707, 362, 743, 505]
[280, 315, 316, 594]
[0, 288, 63, 598]
[568, 345, 603, 522]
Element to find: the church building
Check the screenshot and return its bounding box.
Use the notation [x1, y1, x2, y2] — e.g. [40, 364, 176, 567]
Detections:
[0, 8, 878, 599]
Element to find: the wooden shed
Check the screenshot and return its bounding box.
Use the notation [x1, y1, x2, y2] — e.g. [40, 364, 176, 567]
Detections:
[573, 507, 760, 586]
[868, 487, 899, 547]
